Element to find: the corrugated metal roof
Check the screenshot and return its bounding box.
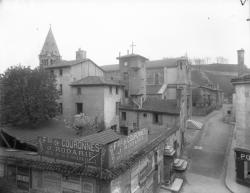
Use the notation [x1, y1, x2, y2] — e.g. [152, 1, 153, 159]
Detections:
[80, 129, 121, 145]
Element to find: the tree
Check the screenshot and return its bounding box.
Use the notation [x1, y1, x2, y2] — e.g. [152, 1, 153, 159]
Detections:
[0, 65, 59, 126]
[63, 113, 105, 136]
[215, 56, 228, 64]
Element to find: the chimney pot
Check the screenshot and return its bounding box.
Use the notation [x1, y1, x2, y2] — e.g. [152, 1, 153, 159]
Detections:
[76, 48, 86, 60]
[237, 49, 245, 76]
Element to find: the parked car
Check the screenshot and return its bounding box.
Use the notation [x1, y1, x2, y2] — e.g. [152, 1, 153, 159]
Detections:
[173, 158, 188, 171]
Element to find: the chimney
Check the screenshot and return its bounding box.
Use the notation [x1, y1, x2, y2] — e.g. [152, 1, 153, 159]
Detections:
[237, 49, 245, 76]
[76, 48, 86, 60]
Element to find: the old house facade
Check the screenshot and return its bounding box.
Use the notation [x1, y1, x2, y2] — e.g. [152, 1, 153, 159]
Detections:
[70, 76, 124, 129]
[192, 84, 224, 115]
[102, 57, 192, 121]
[39, 28, 105, 123]
[0, 125, 181, 193]
[231, 74, 250, 187]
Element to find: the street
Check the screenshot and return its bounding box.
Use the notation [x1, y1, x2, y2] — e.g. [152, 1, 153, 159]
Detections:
[182, 107, 234, 193]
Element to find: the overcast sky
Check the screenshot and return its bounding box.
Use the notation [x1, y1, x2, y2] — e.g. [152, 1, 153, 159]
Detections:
[0, 0, 249, 73]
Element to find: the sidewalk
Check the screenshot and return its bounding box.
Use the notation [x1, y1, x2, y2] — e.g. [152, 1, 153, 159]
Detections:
[225, 125, 250, 193]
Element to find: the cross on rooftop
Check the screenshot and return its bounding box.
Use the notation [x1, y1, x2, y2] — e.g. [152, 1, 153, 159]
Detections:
[130, 41, 136, 54]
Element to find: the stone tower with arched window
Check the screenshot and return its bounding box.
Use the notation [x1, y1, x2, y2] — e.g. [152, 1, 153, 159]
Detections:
[39, 27, 61, 67]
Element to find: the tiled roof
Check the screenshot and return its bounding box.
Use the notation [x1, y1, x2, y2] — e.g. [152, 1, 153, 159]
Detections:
[101, 64, 119, 71]
[231, 73, 250, 84]
[120, 98, 179, 115]
[0, 147, 115, 181]
[40, 27, 60, 56]
[44, 59, 105, 74]
[71, 76, 123, 86]
[80, 129, 121, 145]
[1, 119, 82, 146]
[45, 59, 88, 68]
[146, 85, 162, 95]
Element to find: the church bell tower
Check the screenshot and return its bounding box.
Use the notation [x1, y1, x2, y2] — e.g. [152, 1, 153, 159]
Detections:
[39, 26, 61, 68]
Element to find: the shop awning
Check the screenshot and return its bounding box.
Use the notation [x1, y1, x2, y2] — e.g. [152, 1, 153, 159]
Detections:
[187, 119, 203, 130]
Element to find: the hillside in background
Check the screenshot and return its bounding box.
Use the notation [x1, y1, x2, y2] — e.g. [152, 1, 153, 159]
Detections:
[192, 63, 250, 76]
[190, 63, 245, 98]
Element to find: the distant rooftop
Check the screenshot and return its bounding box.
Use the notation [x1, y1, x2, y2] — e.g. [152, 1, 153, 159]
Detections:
[145, 58, 184, 69]
[116, 53, 148, 60]
[101, 57, 187, 72]
[231, 74, 250, 85]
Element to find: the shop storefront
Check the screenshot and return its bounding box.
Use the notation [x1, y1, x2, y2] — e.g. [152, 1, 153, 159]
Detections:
[235, 147, 250, 187]
[3, 164, 99, 193]
[0, 127, 179, 193]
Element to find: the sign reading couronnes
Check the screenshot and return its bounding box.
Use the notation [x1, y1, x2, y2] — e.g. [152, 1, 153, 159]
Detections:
[108, 128, 148, 167]
[37, 137, 103, 166]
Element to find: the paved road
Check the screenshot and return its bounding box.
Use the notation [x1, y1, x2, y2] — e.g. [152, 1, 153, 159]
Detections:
[182, 107, 234, 193]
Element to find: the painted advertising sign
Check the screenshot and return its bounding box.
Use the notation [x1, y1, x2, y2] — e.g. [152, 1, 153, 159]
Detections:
[235, 148, 250, 161]
[108, 128, 148, 167]
[37, 137, 103, 166]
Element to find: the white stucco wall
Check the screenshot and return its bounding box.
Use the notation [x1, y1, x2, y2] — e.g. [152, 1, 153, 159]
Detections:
[104, 86, 123, 128]
[51, 60, 104, 121]
[235, 85, 250, 129]
[72, 86, 105, 122]
[166, 68, 178, 84]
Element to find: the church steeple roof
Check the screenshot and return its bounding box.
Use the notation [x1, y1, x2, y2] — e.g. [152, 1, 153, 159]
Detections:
[40, 27, 60, 56]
